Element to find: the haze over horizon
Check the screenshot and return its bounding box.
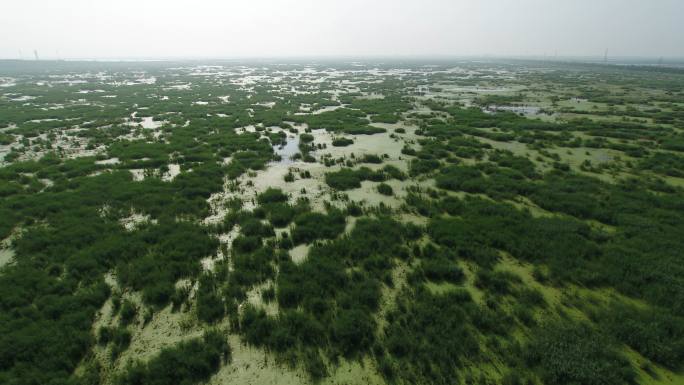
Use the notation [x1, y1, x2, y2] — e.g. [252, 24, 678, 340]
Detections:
[1, 0, 683, 60]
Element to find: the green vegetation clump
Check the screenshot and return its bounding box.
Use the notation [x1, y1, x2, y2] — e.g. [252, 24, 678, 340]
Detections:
[420, 257, 463, 283]
[255, 188, 310, 227]
[0, 133, 14, 145]
[257, 187, 288, 205]
[109, 327, 133, 360]
[332, 137, 354, 147]
[409, 158, 441, 176]
[377, 183, 393, 196]
[299, 133, 314, 143]
[526, 322, 635, 385]
[291, 210, 346, 244]
[241, 217, 411, 377]
[325, 166, 404, 190]
[359, 154, 383, 164]
[597, 303, 684, 369]
[638, 152, 684, 177]
[427, 197, 600, 272]
[291, 108, 384, 135]
[196, 274, 225, 323]
[116, 221, 218, 307]
[383, 290, 480, 384]
[325, 168, 370, 190]
[119, 299, 137, 325]
[116, 331, 231, 385]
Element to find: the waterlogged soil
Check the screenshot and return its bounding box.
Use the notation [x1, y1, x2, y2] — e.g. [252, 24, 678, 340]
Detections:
[4, 60, 684, 385]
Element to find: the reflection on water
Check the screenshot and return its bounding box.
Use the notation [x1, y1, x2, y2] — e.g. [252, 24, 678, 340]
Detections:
[273, 135, 300, 165]
[140, 117, 163, 129]
[484, 105, 542, 115]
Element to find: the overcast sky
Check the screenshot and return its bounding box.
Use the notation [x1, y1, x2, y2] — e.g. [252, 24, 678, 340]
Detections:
[1, 0, 682, 59]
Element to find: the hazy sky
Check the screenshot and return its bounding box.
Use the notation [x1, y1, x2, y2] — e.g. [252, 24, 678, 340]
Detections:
[1, 0, 682, 59]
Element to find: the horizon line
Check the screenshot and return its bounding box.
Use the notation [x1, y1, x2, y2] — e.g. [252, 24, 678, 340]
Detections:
[2, 54, 684, 62]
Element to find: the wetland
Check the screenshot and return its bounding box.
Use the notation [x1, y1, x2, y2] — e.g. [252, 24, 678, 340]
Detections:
[1, 58, 684, 385]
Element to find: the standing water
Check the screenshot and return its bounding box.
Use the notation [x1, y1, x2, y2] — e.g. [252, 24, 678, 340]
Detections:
[273, 135, 300, 165]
